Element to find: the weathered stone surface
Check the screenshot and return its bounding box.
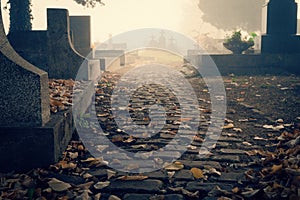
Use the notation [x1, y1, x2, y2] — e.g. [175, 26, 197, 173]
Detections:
[178, 160, 222, 170]
[0, 110, 74, 172]
[220, 149, 246, 154]
[8, 9, 99, 80]
[123, 194, 152, 200]
[211, 172, 248, 183]
[174, 170, 194, 181]
[186, 182, 233, 192]
[106, 179, 163, 193]
[143, 170, 167, 180]
[47, 9, 85, 79]
[89, 169, 107, 178]
[70, 16, 91, 57]
[0, 8, 49, 127]
[123, 194, 184, 200]
[204, 155, 240, 163]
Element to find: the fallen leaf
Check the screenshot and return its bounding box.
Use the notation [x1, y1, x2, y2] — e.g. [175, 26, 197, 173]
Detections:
[180, 118, 193, 122]
[108, 195, 121, 200]
[271, 164, 283, 174]
[76, 181, 94, 190]
[191, 168, 204, 179]
[193, 135, 204, 142]
[209, 168, 222, 176]
[94, 181, 110, 190]
[164, 161, 184, 171]
[233, 128, 243, 132]
[123, 136, 136, 143]
[254, 136, 267, 141]
[167, 171, 175, 179]
[68, 152, 78, 159]
[241, 189, 260, 198]
[182, 189, 199, 198]
[48, 178, 71, 192]
[107, 170, 116, 180]
[117, 175, 148, 181]
[111, 135, 124, 143]
[223, 123, 234, 129]
[242, 141, 252, 146]
[232, 187, 240, 193]
[131, 144, 147, 149]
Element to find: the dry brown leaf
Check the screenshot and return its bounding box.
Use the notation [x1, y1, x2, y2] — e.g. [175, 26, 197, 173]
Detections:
[223, 123, 234, 129]
[117, 175, 148, 181]
[191, 168, 204, 179]
[50, 98, 63, 107]
[271, 164, 283, 174]
[180, 118, 192, 122]
[164, 161, 184, 171]
[232, 187, 240, 194]
[123, 136, 136, 143]
[48, 178, 71, 192]
[94, 181, 110, 190]
[81, 157, 97, 163]
[193, 135, 204, 142]
[111, 136, 124, 143]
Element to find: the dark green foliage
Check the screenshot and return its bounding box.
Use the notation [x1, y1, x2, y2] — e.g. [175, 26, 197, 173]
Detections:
[8, 0, 32, 32]
[7, 0, 104, 33]
[223, 30, 256, 54]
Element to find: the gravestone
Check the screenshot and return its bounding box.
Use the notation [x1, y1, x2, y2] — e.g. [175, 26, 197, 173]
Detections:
[47, 9, 86, 79]
[261, 0, 300, 53]
[0, 4, 86, 172]
[0, 8, 49, 128]
[70, 16, 91, 57]
[95, 49, 126, 67]
[8, 9, 99, 80]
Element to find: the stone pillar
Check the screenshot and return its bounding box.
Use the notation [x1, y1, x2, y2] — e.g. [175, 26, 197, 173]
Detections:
[261, 0, 300, 53]
[47, 9, 85, 79]
[70, 16, 92, 57]
[0, 4, 50, 127]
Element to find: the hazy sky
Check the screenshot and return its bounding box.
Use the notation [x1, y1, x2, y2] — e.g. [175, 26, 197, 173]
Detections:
[1, 0, 300, 43]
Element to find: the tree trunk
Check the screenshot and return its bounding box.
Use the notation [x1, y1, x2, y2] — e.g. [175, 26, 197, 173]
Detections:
[9, 0, 32, 32]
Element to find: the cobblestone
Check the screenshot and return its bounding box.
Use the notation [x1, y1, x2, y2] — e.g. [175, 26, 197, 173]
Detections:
[53, 72, 300, 199]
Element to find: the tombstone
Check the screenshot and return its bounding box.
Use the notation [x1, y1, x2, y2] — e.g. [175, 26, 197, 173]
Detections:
[100, 58, 106, 70]
[70, 16, 92, 57]
[8, 9, 99, 80]
[0, 4, 99, 172]
[95, 50, 126, 68]
[47, 9, 86, 79]
[0, 1, 68, 172]
[261, 0, 300, 53]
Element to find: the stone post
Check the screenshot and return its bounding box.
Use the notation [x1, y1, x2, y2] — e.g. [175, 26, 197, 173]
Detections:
[261, 0, 300, 53]
[47, 9, 85, 79]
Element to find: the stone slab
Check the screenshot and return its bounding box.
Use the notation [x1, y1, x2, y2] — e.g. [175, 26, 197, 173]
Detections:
[0, 111, 74, 172]
[186, 182, 233, 192]
[105, 179, 163, 193]
[188, 54, 300, 75]
[123, 194, 184, 200]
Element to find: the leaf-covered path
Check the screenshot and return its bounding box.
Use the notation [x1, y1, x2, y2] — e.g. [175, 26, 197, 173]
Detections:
[1, 72, 299, 200]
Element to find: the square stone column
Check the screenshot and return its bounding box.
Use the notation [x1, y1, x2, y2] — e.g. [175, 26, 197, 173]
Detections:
[261, 0, 300, 53]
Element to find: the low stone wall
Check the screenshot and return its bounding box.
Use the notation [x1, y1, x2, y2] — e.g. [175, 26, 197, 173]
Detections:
[188, 54, 300, 75]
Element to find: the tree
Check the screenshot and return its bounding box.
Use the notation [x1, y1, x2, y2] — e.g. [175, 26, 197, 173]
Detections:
[198, 0, 266, 31]
[6, 0, 104, 33]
